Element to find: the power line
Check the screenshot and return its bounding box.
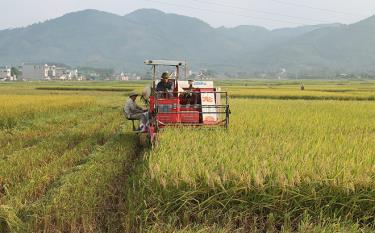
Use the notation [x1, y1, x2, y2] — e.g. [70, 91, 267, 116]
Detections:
[142, 0, 323, 26]
[188, 0, 331, 24]
[267, 0, 367, 17]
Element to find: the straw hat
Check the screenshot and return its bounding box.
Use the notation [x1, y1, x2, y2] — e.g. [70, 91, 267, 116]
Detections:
[161, 72, 171, 79]
[129, 91, 138, 97]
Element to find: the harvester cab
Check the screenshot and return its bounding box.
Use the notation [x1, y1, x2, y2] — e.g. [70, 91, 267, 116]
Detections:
[144, 59, 230, 143]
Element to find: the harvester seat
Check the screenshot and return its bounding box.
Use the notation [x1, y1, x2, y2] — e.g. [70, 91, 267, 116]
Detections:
[123, 110, 139, 131]
[126, 118, 139, 131]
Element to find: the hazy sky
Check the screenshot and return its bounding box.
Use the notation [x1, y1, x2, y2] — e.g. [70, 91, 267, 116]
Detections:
[1, 0, 374, 30]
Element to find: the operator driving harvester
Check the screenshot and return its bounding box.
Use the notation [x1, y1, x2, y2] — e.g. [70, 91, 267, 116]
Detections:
[127, 59, 230, 144]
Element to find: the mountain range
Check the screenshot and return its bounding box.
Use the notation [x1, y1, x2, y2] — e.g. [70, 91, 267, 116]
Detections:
[0, 9, 374, 74]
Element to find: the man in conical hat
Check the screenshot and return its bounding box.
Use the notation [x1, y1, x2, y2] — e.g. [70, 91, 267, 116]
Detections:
[124, 91, 148, 132]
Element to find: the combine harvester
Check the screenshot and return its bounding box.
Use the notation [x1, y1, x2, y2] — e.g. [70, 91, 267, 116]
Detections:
[142, 60, 230, 144]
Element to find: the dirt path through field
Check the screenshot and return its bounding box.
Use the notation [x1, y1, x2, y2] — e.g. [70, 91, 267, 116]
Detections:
[100, 132, 147, 233]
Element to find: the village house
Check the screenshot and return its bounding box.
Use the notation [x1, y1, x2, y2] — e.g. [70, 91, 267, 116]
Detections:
[0, 66, 16, 81]
[56, 69, 79, 80]
[22, 63, 55, 80]
[22, 63, 78, 80]
[118, 72, 129, 81]
[0, 66, 11, 80]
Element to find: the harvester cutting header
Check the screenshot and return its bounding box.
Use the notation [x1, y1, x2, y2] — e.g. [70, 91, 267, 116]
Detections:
[126, 59, 230, 144]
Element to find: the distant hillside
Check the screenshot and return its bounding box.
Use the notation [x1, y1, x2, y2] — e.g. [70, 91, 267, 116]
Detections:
[0, 9, 373, 74]
[249, 17, 375, 73]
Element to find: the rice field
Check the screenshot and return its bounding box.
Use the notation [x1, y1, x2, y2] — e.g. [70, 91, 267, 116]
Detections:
[0, 80, 375, 232]
[127, 99, 375, 232]
[0, 84, 140, 232]
[226, 82, 375, 100]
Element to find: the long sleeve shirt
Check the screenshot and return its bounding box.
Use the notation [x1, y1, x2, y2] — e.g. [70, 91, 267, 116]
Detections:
[124, 98, 144, 118]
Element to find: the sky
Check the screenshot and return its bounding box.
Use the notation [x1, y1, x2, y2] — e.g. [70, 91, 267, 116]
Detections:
[1, 0, 374, 30]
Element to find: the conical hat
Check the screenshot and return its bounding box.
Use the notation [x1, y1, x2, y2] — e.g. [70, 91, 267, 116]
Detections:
[129, 91, 138, 97]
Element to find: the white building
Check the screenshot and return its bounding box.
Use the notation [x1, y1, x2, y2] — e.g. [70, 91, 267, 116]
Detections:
[70, 69, 78, 79]
[22, 63, 54, 80]
[55, 68, 78, 80]
[0, 66, 12, 80]
[55, 67, 66, 79]
[119, 73, 129, 81]
[22, 63, 78, 80]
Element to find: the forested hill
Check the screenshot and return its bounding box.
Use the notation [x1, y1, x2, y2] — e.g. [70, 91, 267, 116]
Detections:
[0, 8, 374, 73]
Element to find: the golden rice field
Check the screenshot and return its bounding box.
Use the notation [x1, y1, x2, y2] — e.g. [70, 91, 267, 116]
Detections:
[0, 95, 94, 130]
[0, 84, 140, 232]
[127, 99, 375, 232]
[0, 80, 375, 232]
[227, 83, 375, 100]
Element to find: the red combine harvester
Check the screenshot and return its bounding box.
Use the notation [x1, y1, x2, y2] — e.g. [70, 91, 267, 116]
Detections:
[144, 60, 230, 144]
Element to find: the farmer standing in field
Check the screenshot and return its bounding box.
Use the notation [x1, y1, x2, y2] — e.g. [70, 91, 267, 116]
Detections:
[124, 91, 148, 132]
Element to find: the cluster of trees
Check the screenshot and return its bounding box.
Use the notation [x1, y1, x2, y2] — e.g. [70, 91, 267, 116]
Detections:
[77, 67, 114, 80]
[11, 67, 22, 77]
